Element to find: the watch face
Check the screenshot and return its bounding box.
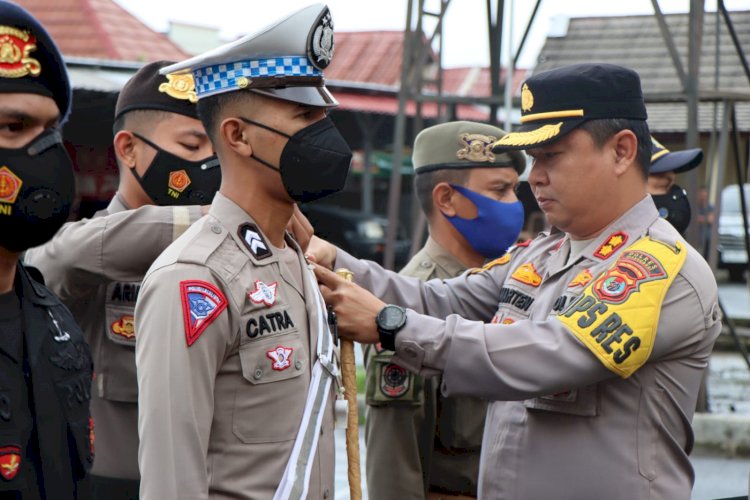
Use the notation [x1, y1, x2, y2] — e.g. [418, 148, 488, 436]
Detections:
[379, 305, 405, 330]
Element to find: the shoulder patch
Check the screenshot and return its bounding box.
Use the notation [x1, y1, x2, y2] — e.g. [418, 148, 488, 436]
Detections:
[238, 223, 272, 260]
[470, 252, 511, 274]
[180, 280, 228, 346]
[593, 231, 628, 260]
[557, 237, 686, 378]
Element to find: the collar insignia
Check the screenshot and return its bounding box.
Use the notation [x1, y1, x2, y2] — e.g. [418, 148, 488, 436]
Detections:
[248, 280, 278, 307]
[239, 223, 272, 260]
[457, 133, 497, 163]
[158, 73, 198, 103]
[568, 269, 593, 288]
[511, 262, 542, 287]
[593, 231, 629, 260]
[0, 27, 41, 78]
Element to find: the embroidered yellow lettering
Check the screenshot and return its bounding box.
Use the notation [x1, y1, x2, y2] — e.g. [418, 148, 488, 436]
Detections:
[557, 237, 686, 378]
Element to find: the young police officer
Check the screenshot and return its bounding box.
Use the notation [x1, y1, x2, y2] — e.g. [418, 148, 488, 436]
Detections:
[0, 1, 93, 497]
[134, 4, 351, 499]
[25, 60, 219, 499]
[365, 121, 525, 500]
[311, 63, 721, 499]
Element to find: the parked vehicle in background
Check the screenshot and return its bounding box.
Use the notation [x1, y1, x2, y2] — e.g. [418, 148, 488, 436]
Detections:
[300, 203, 411, 269]
[718, 183, 750, 282]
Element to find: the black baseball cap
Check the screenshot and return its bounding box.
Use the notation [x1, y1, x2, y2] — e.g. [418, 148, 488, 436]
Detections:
[492, 63, 648, 152]
[0, 1, 72, 123]
[649, 136, 703, 174]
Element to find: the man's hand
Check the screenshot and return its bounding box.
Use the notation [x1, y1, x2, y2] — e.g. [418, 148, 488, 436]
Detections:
[287, 205, 315, 252]
[314, 264, 383, 344]
[306, 236, 337, 270]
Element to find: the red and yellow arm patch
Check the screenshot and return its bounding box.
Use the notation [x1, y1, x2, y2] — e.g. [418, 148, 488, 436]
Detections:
[556, 237, 686, 378]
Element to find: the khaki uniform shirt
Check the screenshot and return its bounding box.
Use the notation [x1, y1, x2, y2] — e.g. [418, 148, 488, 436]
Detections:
[337, 196, 721, 500]
[24, 195, 201, 479]
[135, 192, 335, 500]
[365, 237, 486, 498]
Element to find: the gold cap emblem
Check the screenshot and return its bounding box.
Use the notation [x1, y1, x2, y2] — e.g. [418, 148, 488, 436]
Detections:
[158, 73, 198, 103]
[456, 133, 497, 163]
[0, 26, 41, 79]
[521, 83, 534, 113]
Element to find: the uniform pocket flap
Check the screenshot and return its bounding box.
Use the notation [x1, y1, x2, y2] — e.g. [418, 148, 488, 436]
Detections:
[239, 335, 307, 385]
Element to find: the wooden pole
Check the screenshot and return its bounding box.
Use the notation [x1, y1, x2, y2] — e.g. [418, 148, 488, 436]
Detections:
[335, 268, 361, 500]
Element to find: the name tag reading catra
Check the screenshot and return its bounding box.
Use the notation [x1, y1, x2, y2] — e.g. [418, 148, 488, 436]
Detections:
[556, 237, 686, 378]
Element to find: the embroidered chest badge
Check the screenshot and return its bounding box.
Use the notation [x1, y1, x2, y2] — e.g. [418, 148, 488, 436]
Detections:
[511, 262, 542, 287]
[111, 315, 135, 340]
[180, 280, 228, 346]
[0, 445, 21, 481]
[594, 231, 628, 260]
[248, 280, 278, 307]
[267, 345, 293, 371]
[568, 269, 593, 288]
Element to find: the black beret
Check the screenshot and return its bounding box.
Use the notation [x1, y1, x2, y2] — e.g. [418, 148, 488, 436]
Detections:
[493, 63, 648, 152]
[0, 1, 71, 122]
[115, 60, 199, 121]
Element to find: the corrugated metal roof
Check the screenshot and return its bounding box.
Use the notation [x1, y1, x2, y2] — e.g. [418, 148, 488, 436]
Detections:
[534, 11, 750, 132]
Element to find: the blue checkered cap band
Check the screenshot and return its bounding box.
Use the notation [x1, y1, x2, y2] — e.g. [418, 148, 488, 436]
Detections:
[193, 56, 322, 97]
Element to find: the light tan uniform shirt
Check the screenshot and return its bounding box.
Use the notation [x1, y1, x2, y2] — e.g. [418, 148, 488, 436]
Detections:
[24, 195, 201, 479]
[135, 192, 335, 500]
[337, 196, 721, 500]
[365, 237, 486, 499]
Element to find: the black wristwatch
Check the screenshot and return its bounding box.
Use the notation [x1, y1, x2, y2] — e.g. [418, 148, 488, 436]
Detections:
[375, 304, 407, 351]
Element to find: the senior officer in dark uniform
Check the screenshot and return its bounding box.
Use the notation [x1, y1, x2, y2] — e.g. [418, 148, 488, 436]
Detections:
[134, 4, 350, 499]
[365, 121, 525, 500]
[310, 63, 721, 499]
[25, 60, 218, 499]
[0, 2, 93, 497]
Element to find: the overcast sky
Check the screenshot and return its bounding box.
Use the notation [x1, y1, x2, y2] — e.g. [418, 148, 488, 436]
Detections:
[115, 0, 749, 68]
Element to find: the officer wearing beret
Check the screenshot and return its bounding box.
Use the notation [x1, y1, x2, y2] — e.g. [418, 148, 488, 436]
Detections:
[25, 60, 219, 499]
[0, 1, 93, 497]
[134, 4, 350, 499]
[309, 63, 721, 499]
[364, 121, 525, 500]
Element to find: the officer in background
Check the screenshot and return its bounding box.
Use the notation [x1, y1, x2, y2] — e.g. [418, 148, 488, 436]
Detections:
[647, 136, 704, 235]
[135, 4, 350, 499]
[310, 63, 721, 499]
[24, 61, 218, 499]
[365, 121, 525, 500]
[0, 1, 93, 497]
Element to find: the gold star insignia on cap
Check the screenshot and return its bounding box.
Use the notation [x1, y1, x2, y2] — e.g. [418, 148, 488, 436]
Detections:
[158, 73, 198, 103]
[0, 26, 41, 78]
[521, 83, 534, 112]
[456, 133, 497, 163]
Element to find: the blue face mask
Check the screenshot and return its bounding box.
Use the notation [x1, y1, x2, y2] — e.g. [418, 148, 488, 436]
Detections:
[443, 184, 525, 259]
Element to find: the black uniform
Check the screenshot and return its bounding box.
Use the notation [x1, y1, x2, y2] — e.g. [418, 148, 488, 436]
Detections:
[0, 264, 93, 498]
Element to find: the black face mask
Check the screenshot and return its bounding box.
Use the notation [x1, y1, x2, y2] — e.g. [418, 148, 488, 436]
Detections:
[239, 116, 352, 204]
[131, 133, 220, 206]
[653, 184, 692, 234]
[0, 129, 75, 252]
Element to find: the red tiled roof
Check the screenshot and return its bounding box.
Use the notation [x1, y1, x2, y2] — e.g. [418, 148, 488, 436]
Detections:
[328, 31, 530, 97]
[15, 0, 188, 62]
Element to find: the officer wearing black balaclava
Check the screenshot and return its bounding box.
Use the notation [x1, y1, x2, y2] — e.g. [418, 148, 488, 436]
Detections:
[0, 1, 94, 498]
[647, 136, 704, 234]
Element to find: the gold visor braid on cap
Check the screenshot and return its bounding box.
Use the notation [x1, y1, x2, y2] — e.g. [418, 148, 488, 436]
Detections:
[493, 123, 563, 148]
[520, 109, 584, 124]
